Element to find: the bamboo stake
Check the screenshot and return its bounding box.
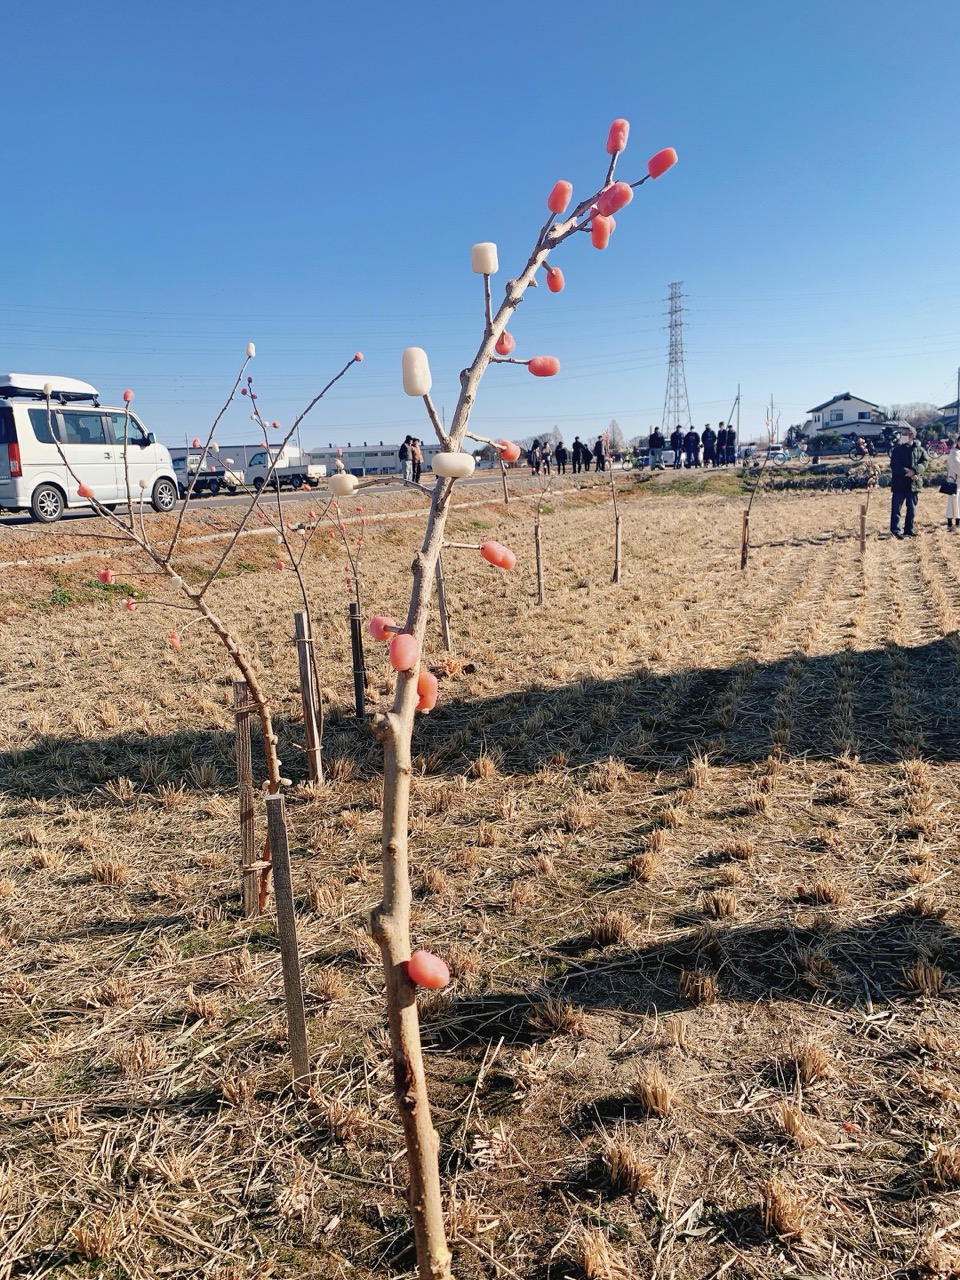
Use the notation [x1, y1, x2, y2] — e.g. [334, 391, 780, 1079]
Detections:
[613, 513, 622, 584]
[265, 795, 311, 1090]
[860, 503, 867, 555]
[233, 681, 259, 917]
[435, 554, 453, 652]
[293, 611, 322, 782]
[740, 510, 750, 571]
[349, 602, 367, 718]
[499, 454, 510, 504]
[535, 519, 545, 605]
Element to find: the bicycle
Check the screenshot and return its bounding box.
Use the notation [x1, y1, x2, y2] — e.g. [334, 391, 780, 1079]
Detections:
[770, 445, 807, 467]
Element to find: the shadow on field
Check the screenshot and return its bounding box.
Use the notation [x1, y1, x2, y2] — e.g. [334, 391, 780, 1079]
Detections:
[3, 632, 960, 800]
[424, 908, 959, 1052]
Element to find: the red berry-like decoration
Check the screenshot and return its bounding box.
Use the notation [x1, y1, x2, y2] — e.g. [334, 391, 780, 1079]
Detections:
[480, 540, 517, 570]
[368, 614, 398, 640]
[527, 356, 560, 378]
[354, 351, 364, 362]
[546, 266, 565, 294]
[123, 597, 136, 611]
[241, 387, 248, 395]
[97, 568, 116, 584]
[596, 181, 634, 217]
[78, 483, 95, 499]
[169, 631, 182, 650]
[547, 180, 573, 214]
[647, 147, 678, 179]
[416, 670, 439, 713]
[500, 440, 522, 463]
[606, 118, 630, 155]
[495, 332, 516, 356]
[407, 950, 450, 989]
[389, 632, 420, 672]
[591, 215, 614, 249]
[122, 389, 134, 404]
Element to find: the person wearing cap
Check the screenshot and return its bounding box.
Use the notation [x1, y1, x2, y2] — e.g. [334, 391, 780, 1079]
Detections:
[889, 425, 928, 539]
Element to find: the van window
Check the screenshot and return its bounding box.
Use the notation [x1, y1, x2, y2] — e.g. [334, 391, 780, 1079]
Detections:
[249, 451, 267, 467]
[61, 411, 107, 445]
[0, 407, 15, 444]
[27, 408, 59, 444]
[107, 413, 147, 445]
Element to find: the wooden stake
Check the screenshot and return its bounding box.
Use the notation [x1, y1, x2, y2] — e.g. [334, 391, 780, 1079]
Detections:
[349, 602, 366, 718]
[535, 520, 545, 605]
[859, 503, 867, 554]
[293, 611, 322, 783]
[499, 454, 510, 504]
[265, 795, 311, 1090]
[740, 510, 750, 571]
[612, 513, 622, 584]
[233, 681, 259, 918]
[435, 554, 452, 652]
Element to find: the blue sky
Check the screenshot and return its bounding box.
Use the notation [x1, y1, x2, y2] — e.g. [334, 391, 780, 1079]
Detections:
[5, 0, 959, 447]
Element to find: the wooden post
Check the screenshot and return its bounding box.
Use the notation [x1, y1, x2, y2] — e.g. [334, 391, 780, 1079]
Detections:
[740, 510, 750, 571]
[499, 455, 510, 505]
[349, 602, 366, 718]
[435, 554, 453, 652]
[534, 520, 545, 605]
[293, 611, 322, 783]
[612, 513, 622, 584]
[265, 795, 311, 1090]
[859, 503, 867, 554]
[233, 681, 259, 918]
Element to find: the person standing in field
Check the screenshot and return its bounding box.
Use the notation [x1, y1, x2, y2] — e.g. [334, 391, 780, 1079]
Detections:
[702, 424, 717, 467]
[725, 426, 737, 465]
[684, 426, 701, 468]
[944, 438, 960, 529]
[670, 425, 684, 469]
[555, 440, 568, 474]
[411, 438, 423, 484]
[716, 423, 728, 466]
[649, 427, 665, 469]
[398, 436, 413, 482]
[889, 424, 928, 539]
[571, 437, 584, 473]
[593, 436, 607, 472]
[542, 443, 553, 476]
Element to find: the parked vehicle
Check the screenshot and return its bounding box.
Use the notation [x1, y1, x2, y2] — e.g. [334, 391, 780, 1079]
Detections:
[0, 374, 178, 523]
[245, 446, 326, 492]
[174, 453, 245, 499]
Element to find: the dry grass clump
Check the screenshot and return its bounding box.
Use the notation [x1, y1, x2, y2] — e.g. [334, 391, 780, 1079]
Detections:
[420, 866, 449, 896]
[601, 1131, 655, 1195]
[762, 1176, 812, 1242]
[678, 969, 719, 1005]
[907, 891, 948, 920]
[475, 818, 498, 848]
[31, 845, 65, 870]
[662, 1014, 688, 1050]
[576, 1225, 630, 1280]
[589, 757, 630, 793]
[307, 877, 345, 916]
[560, 799, 600, 833]
[629, 850, 659, 882]
[468, 753, 498, 780]
[718, 864, 744, 886]
[81, 976, 135, 1008]
[785, 1033, 835, 1084]
[658, 804, 686, 829]
[700, 889, 738, 919]
[686, 751, 710, 789]
[531, 997, 588, 1037]
[587, 909, 635, 946]
[508, 879, 537, 913]
[114, 1035, 168, 1077]
[807, 878, 851, 906]
[747, 790, 771, 816]
[632, 1065, 674, 1117]
[723, 837, 754, 860]
[904, 961, 946, 997]
[185, 984, 221, 1021]
[534, 850, 556, 878]
[933, 1144, 960, 1188]
[644, 827, 667, 854]
[308, 967, 347, 1005]
[774, 1099, 819, 1148]
[91, 858, 130, 887]
[71, 1212, 124, 1262]
[798, 948, 839, 989]
[221, 1071, 261, 1109]
[226, 948, 257, 988]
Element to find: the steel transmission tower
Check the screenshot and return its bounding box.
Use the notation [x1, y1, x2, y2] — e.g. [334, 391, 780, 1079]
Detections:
[661, 282, 692, 433]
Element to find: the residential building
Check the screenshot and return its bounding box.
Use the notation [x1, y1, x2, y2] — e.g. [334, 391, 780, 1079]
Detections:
[806, 393, 884, 436]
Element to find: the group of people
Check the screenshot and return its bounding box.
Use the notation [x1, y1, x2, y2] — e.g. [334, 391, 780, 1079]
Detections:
[398, 436, 424, 484]
[889, 427, 960, 538]
[648, 423, 737, 469]
[528, 436, 608, 475]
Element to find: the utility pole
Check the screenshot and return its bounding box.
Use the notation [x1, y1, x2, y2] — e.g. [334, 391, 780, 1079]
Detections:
[660, 282, 693, 434]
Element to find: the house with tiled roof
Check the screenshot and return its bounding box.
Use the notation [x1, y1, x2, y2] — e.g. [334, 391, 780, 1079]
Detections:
[806, 393, 884, 436]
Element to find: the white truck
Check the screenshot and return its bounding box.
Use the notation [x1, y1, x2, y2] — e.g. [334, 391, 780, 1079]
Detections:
[245, 446, 326, 492]
[173, 453, 245, 499]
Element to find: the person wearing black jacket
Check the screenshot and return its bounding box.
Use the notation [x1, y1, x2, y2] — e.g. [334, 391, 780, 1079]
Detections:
[702, 424, 718, 467]
[670, 426, 684, 469]
[555, 440, 568, 474]
[593, 437, 607, 472]
[684, 427, 701, 468]
[716, 424, 728, 466]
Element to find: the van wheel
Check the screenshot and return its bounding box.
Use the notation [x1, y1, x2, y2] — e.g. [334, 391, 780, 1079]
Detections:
[206, 478, 221, 497]
[290, 474, 304, 490]
[31, 484, 66, 523]
[151, 477, 178, 512]
[252, 477, 265, 492]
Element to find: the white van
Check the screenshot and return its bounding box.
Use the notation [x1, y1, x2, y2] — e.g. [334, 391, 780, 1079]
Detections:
[0, 374, 179, 523]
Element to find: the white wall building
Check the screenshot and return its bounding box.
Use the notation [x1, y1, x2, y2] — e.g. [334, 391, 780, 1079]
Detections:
[309, 440, 442, 476]
[806, 393, 883, 436]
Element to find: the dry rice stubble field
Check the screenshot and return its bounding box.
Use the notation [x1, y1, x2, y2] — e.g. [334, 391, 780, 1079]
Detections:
[1, 482, 959, 1279]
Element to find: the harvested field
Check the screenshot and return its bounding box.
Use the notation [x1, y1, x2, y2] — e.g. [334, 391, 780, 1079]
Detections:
[2, 476, 960, 1279]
